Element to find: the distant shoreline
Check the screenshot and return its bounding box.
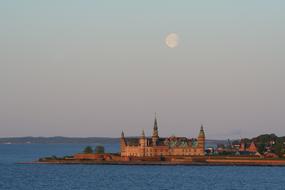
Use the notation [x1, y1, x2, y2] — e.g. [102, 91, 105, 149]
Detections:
[0, 137, 226, 145]
[23, 158, 285, 167]
[0, 137, 120, 144]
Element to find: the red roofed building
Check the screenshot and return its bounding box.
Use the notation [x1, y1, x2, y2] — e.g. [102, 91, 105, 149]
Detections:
[247, 141, 258, 153]
[238, 140, 259, 156]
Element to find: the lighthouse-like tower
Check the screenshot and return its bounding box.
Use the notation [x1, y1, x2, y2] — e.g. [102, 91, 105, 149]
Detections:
[140, 130, 147, 147]
[120, 131, 126, 156]
[197, 125, 205, 155]
[139, 130, 146, 156]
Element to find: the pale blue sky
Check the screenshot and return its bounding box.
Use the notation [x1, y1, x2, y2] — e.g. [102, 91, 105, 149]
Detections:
[0, 1, 284, 139]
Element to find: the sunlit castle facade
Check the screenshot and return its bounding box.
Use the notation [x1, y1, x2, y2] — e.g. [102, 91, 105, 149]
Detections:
[120, 116, 205, 157]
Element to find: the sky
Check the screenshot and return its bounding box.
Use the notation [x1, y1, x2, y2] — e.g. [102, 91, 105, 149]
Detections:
[0, 1, 284, 139]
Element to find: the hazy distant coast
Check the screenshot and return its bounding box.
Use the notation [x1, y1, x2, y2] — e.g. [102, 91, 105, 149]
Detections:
[0, 137, 226, 145]
[0, 137, 119, 144]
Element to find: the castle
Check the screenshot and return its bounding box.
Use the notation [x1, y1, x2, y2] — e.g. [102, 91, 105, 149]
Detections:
[120, 116, 205, 157]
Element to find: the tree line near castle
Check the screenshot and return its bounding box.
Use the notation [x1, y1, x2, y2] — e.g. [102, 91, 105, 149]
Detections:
[216, 133, 285, 157]
[38, 145, 105, 162]
[83, 145, 105, 154]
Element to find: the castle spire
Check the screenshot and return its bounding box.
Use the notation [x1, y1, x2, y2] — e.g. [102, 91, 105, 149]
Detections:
[120, 130, 126, 156]
[153, 113, 158, 137]
[154, 112, 158, 130]
[141, 129, 145, 138]
[197, 125, 206, 155]
[199, 124, 205, 138]
[152, 113, 159, 146]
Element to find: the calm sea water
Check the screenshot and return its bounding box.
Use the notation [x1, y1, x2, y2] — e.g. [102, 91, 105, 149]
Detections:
[0, 144, 285, 190]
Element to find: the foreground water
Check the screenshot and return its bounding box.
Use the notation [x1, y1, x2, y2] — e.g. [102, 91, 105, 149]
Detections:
[0, 144, 285, 190]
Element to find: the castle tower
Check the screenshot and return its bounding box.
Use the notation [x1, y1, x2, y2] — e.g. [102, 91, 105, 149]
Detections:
[139, 130, 146, 157]
[197, 125, 205, 155]
[120, 131, 127, 156]
[139, 130, 146, 147]
[152, 114, 159, 146]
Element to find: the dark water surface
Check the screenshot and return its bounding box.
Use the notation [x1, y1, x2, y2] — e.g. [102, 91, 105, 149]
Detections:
[0, 144, 285, 190]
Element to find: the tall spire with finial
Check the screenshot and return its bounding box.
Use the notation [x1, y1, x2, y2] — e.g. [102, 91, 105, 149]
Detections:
[120, 130, 126, 156]
[154, 115, 158, 129]
[141, 129, 145, 138]
[153, 113, 159, 136]
[197, 124, 205, 155]
[199, 124, 205, 138]
[152, 113, 159, 145]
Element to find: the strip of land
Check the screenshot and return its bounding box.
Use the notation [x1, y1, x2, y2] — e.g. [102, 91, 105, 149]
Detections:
[32, 155, 285, 166]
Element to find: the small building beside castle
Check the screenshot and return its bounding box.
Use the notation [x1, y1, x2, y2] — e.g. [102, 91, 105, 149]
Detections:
[238, 140, 260, 156]
[120, 116, 205, 157]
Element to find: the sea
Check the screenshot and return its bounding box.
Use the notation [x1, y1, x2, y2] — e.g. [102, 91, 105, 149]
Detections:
[0, 143, 285, 190]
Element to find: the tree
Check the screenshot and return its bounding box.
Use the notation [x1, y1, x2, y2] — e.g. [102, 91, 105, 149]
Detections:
[95, 145, 105, 154]
[257, 143, 266, 154]
[83, 146, 93, 154]
[272, 140, 283, 157]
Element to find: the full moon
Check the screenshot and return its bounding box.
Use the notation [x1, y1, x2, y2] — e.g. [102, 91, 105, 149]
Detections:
[165, 33, 179, 48]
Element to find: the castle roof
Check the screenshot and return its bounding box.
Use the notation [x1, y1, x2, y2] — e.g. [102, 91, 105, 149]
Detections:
[122, 116, 203, 148]
[124, 136, 197, 147]
[125, 138, 139, 146]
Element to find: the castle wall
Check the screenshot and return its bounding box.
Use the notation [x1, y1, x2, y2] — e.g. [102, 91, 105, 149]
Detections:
[121, 145, 205, 157]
